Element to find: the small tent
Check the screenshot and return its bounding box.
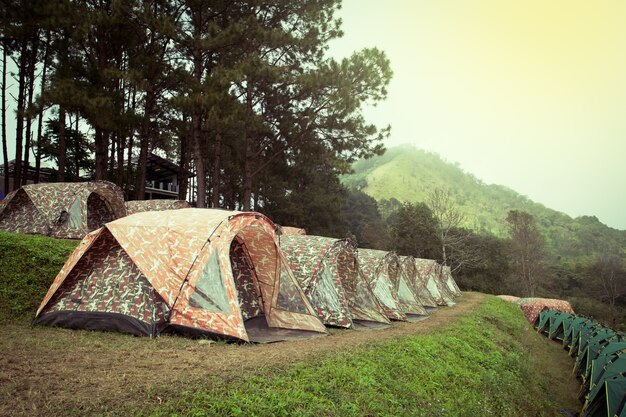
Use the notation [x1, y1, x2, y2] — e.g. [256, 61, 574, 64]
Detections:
[125, 199, 190, 215]
[387, 254, 429, 320]
[399, 256, 437, 311]
[399, 256, 438, 310]
[34, 208, 327, 342]
[279, 226, 306, 235]
[517, 298, 575, 325]
[280, 235, 390, 329]
[415, 259, 455, 306]
[441, 265, 462, 296]
[0, 181, 126, 239]
[358, 249, 406, 321]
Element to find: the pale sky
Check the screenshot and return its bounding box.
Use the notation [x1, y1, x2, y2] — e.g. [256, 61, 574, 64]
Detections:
[328, 0, 626, 230]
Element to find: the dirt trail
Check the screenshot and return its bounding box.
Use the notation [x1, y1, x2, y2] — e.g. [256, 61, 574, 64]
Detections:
[0, 292, 486, 416]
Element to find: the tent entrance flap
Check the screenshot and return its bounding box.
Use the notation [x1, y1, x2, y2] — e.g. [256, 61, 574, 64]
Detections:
[87, 192, 115, 231]
[230, 236, 265, 323]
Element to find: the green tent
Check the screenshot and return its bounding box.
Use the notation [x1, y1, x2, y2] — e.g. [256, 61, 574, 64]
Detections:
[562, 316, 590, 349]
[582, 357, 626, 417]
[581, 342, 626, 399]
[574, 329, 618, 378]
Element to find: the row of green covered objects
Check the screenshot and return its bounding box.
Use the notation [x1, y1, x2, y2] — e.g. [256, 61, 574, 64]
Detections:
[534, 310, 626, 417]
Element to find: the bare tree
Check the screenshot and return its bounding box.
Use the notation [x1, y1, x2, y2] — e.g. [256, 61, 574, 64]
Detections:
[588, 254, 626, 328]
[506, 210, 547, 297]
[427, 188, 466, 267]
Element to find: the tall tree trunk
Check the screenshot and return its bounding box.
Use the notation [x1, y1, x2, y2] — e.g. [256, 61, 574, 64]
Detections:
[74, 115, 80, 179]
[136, 91, 154, 200]
[22, 36, 39, 185]
[34, 33, 50, 184]
[57, 106, 66, 181]
[13, 39, 28, 190]
[109, 134, 116, 175]
[126, 87, 136, 196]
[116, 134, 124, 186]
[94, 128, 108, 180]
[191, 9, 206, 208]
[211, 129, 221, 207]
[242, 81, 254, 211]
[1, 44, 8, 194]
[178, 116, 190, 201]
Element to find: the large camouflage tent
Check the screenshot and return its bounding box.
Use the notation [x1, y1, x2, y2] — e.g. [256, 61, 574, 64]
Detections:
[399, 256, 438, 310]
[34, 209, 328, 342]
[415, 258, 455, 306]
[517, 298, 575, 325]
[0, 181, 126, 239]
[125, 199, 190, 215]
[280, 235, 389, 329]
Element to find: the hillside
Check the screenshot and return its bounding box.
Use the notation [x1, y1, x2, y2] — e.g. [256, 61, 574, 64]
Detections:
[1, 232, 579, 417]
[342, 145, 626, 261]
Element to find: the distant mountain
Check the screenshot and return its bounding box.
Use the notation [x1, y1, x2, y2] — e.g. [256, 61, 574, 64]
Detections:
[342, 145, 626, 262]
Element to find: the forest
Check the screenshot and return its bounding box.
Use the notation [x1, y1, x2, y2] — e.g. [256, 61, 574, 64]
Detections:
[1, 0, 390, 213]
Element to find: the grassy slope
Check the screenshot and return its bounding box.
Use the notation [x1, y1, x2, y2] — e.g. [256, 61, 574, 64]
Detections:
[0, 231, 78, 322]
[1, 232, 580, 417]
[145, 298, 579, 417]
[342, 145, 626, 260]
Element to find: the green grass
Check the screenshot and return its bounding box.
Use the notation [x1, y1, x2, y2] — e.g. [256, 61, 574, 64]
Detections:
[0, 231, 78, 322]
[143, 298, 579, 417]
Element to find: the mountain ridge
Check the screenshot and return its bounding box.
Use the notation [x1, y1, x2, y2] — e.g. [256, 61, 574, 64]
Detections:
[342, 144, 626, 261]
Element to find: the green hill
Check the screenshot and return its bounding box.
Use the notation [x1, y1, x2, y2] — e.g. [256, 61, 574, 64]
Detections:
[342, 144, 626, 261]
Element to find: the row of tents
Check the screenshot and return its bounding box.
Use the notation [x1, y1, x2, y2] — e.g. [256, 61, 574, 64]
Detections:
[0, 182, 461, 343]
[534, 310, 626, 417]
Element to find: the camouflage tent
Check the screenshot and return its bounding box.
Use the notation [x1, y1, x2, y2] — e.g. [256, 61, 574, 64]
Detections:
[34, 209, 328, 342]
[415, 258, 455, 306]
[441, 265, 462, 296]
[280, 235, 389, 329]
[358, 249, 407, 321]
[279, 226, 306, 235]
[517, 298, 575, 325]
[0, 181, 126, 239]
[398, 255, 437, 310]
[125, 199, 190, 215]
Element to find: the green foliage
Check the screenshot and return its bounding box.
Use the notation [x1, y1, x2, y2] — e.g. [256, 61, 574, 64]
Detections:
[143, 298, 578, 417]
[388, 202, 440, 259]
[39, 118, 95, 179]
[0, 231, 78, 322]
[342, 145, 626, 262]
[340, 189, 390, 249]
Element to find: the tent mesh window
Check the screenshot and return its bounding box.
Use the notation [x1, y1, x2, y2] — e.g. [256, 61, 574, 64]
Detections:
[189, 250, 231, 313]
[44, 230, 170, 324]
[372, 275, 398, 311]
[276, 263, 310, 314]
[230, 238, 263, 321]
[309, 257, 344, 315]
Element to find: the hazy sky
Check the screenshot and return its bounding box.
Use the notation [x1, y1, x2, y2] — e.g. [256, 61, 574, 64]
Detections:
[328, 0, 626, 230]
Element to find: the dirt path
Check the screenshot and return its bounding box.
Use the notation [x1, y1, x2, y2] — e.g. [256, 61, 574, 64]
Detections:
[0, 292, 486, 416]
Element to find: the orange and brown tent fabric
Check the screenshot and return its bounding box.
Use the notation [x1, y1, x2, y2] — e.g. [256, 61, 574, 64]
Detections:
[517, 298, 575, 324]
[35, 209, 327, 342]
[279, 226, 306, 235]
[125, 199, 190, 215]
